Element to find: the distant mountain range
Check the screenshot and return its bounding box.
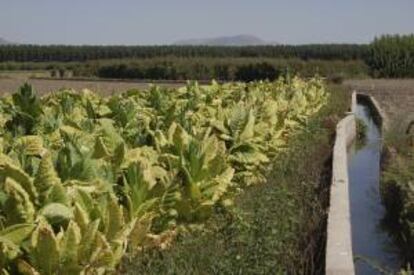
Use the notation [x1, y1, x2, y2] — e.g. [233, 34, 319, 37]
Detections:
[173, 34, 276, 46]
[0, 37, 13, 45]
[0, 35, 275, 46]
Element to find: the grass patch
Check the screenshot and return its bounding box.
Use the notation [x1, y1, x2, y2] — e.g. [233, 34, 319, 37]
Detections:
[381, 115, 414, 269]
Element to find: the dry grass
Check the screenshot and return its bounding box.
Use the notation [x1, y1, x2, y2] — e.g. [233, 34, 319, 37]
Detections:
[344, 79, 414, 126]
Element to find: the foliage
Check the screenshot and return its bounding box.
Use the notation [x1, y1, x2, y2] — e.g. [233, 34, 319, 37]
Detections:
[4, 84, 43, 136]
[366, 34, 414, 78]
[94, 58, 367, 81]
[0, 57, 369, 81]
[0, 44, 368, 63]
[234, 62, 279, 81]
[7, 37, 413, 80]
[382, 151, 414, 266]
[356, 118, 367, 147]
[0, 78, 328, 274]
[97, 59, 286, 82]
[81, 58, 367, 81]
[381, 118, 414, 268]
[122, 85, 343, 274]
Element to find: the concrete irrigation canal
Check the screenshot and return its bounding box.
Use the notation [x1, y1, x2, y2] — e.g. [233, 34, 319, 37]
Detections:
[348, 100, 400, 274]
[326, 93, 402, 275]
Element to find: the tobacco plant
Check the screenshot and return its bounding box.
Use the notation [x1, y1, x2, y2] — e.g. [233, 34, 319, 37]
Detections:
[0, 77, 328, 274]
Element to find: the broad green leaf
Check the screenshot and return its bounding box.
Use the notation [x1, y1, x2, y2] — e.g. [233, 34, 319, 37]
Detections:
[34, 153, 60, 201]
[39, 203, 73, 228]
[30, 221, 60, 275]
[3, 178, 35, 225]
[2, 162, 38, 205]
[0, 224, 35, 245]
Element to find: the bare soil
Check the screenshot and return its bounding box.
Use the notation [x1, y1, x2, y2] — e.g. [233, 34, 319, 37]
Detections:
[0, 77, 184, 97]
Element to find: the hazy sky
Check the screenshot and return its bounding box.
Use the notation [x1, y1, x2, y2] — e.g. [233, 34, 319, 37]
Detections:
[1, 0, 413, 45]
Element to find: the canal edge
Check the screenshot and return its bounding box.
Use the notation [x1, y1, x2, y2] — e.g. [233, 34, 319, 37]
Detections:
[326, 94, 356, 274]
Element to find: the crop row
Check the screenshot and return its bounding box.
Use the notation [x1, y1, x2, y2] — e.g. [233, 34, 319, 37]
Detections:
[0, 77, 328, 274]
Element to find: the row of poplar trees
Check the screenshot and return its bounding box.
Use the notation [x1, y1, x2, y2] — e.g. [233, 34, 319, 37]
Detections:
[366, 34, 414, 78]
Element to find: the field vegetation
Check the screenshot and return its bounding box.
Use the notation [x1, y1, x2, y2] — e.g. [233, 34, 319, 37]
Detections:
[0, 35, 412, 82]
[366, 34, 414, 78]
[123, 84, 349, 274]
[0, 44, 369, 82]
[382, 122, 414, 269]
[0, 44, 367, 62]
[0, 33, 414, 274]
[0, 57, 368, 82]
[1, 34, 414, 82]
[0, 77, 333, 274]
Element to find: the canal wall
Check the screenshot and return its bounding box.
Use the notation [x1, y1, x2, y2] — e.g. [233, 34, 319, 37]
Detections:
[326, 99, 356, 275]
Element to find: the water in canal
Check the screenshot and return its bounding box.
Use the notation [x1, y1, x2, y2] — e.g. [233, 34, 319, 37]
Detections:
[348, 102, 401, 274]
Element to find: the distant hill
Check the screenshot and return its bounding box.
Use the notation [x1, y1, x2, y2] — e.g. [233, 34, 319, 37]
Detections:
[173, 34, 275, 46]
[0, 37, 13, 45]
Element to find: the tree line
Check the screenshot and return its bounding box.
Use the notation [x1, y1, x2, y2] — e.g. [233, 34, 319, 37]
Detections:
[0, 57, 367, 81]
[97, 61, 280, 82]
[0, 44, 368, 62]
[92, 58, 366, 82]
[1, 35, 413, 79]
[365, 34, 414, 78]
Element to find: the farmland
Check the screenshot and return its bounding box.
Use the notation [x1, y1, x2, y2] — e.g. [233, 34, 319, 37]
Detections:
[0, 73, 184, 97]
[0, 77, 340, 274]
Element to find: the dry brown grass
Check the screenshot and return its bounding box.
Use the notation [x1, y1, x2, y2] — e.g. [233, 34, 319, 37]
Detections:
[344, 79, 414, 125]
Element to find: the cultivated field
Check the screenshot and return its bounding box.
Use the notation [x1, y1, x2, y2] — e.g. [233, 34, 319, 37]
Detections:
[2, 76, 414, 123]
[0, 77, 184, 96]
[1, 34, 413, 273]
[0, 77, 335, 274]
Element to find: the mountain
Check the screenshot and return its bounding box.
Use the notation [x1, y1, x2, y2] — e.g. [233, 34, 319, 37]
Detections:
[0, 37, 12, 45]
[173, 34, 274, 46]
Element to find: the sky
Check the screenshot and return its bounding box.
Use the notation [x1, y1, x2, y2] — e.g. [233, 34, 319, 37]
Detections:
[0, 0, 413, 45]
